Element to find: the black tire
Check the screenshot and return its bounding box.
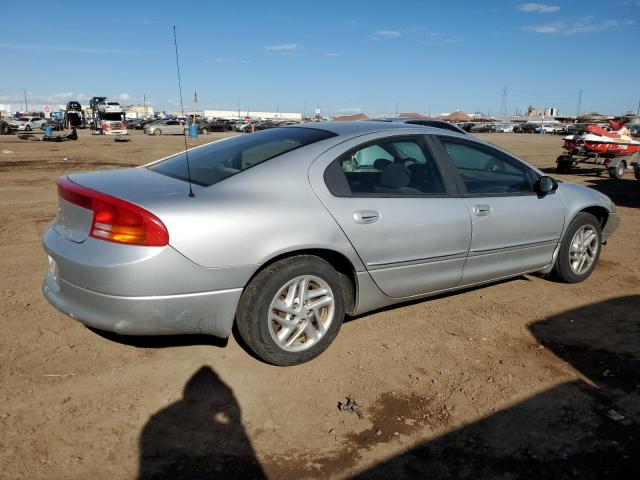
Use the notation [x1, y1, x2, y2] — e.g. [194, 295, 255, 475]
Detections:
[552, 212, 602, 283]
[201, 128, 208, 135]
[0, 122, 10, 135]
[634, 167, 640, 181]
[608, 161, 625, 179]
[556, 158, 572, 173]
[154, 128, 161, 136]
[25, 125, 31, 132]
[236, 255, 348, 366]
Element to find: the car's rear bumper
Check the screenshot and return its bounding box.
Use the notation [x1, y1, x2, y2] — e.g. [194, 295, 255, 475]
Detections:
[603, 212, 621, 241]
[43, 269, 242, 337]
[42, 226, 255, 338]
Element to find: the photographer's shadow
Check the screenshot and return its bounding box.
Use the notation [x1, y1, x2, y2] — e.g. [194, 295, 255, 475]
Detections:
[137, 366, 265, 480]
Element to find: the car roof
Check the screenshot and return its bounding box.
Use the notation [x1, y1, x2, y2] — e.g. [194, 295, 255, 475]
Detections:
[291, 120, 435, 136]
[293, 120, 473, 141]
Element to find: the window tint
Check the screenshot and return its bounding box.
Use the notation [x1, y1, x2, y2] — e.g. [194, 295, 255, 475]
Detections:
[150, 127, 336, 187]
[329, 137, 446, 196]
[407, 120, 464, 134]
[439, 138, 535, 195]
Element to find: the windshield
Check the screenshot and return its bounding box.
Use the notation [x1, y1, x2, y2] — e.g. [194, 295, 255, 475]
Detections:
[102, 113, 123, 121]
[149, 127, 336, 187]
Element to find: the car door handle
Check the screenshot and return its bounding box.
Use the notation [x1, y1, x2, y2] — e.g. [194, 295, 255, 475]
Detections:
[471, 204, 493, 217]
[353, 210, 381, 224]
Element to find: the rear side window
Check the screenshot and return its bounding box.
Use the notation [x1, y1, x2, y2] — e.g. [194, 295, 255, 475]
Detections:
[325, 136, 446, 196]
[150, 127, 336, 186]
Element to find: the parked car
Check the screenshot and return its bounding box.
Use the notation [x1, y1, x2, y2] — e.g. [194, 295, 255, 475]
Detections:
[235, 120, 262, 132]
[519, 122, 539, 134]
[206, 119, 234, 132]
[144, 119, 185, 136]
[495, 123, 515, 133]
[42, 118, 64, 131]
[10, 116, 46, 131]
[135, 118, 160, 130]
[42, 122, 619, 365]
[371, 117, 468, 135]
[97, 101, 123, 113]
[89, 96, 107, 110]
[470, 123, 497, 133]
[536, 123, 564, 134]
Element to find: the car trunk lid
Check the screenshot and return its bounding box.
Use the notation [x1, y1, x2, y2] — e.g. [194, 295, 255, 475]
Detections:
[54, 167, 197, 243]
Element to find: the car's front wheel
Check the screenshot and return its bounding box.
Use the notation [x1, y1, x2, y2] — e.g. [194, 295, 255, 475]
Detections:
[553, 212, 602, 283]
[236, 255, 348, 366]
[153, 129, 161, 136]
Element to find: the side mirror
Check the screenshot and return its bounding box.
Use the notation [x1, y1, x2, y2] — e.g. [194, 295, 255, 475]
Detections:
[537, 175, 558, 194]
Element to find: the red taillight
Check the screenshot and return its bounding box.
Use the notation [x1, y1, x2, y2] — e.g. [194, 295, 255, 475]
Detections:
[57, 176, 169, 246]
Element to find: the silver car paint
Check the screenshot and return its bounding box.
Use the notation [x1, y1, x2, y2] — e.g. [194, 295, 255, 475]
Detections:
[308, 129, 472, 298]
[42, 122, 619, 338]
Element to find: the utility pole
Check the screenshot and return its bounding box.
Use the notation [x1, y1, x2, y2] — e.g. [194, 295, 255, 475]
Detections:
[637, 98, 639, 116]
[303, 99, 307, 120]
[428, 104, 431, 118]
[395, 101, 399, 118]
[501, 85, 508, 120]
[576, 90, 583, 117]
[192, 91, 198, 123]
[143, 93, 146, 114]
[24, 89, 28, 112]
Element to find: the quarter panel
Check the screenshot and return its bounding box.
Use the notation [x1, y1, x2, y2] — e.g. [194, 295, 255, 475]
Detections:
[139, 145, 366, 271]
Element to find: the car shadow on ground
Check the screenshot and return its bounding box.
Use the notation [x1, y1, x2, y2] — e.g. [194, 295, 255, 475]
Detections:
[353, 295, 640, 479]
[135, 296, 639, 479]
[582, 177, 640, 209]
[88, 328, 229, 349]
[540, 167, 640, 209]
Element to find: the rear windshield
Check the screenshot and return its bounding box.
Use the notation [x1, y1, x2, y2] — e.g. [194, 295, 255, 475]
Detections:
[149, 127, 336, 187]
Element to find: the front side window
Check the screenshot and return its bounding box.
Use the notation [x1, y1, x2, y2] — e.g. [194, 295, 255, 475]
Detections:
[438, 137, 536, 195]
[327, 136, 446, 196]
[150, 127, 336, 187]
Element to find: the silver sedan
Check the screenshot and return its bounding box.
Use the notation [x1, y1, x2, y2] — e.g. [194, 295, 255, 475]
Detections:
[42, 121, 620, 365]
[144, 119, 185, 136]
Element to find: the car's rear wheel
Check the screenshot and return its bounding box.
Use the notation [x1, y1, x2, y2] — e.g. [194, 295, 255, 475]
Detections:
[25, 125, 31, 132]
[201, 128, 208, 135]
[552, 212, 602, 283]
[236, 255, 347, 366]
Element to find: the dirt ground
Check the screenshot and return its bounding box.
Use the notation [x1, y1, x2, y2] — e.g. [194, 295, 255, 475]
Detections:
[0, 129, 638, 479]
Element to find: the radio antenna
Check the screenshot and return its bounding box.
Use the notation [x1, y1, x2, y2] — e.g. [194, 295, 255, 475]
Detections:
[172, 26, 195, 197]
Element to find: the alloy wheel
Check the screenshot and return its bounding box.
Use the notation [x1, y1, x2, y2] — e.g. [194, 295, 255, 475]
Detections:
[569, 225, 599, 275]
[268, 275, 335, 352]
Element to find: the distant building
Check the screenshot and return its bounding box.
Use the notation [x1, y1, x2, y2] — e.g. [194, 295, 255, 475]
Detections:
[125, 105, 155, 118]
[0, 104, 11, 117]
[203, 109, 302, 121]
[527, 106, 558, 117]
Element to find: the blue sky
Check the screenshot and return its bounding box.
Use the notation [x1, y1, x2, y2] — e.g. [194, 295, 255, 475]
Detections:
[1, 0, 638, 116]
